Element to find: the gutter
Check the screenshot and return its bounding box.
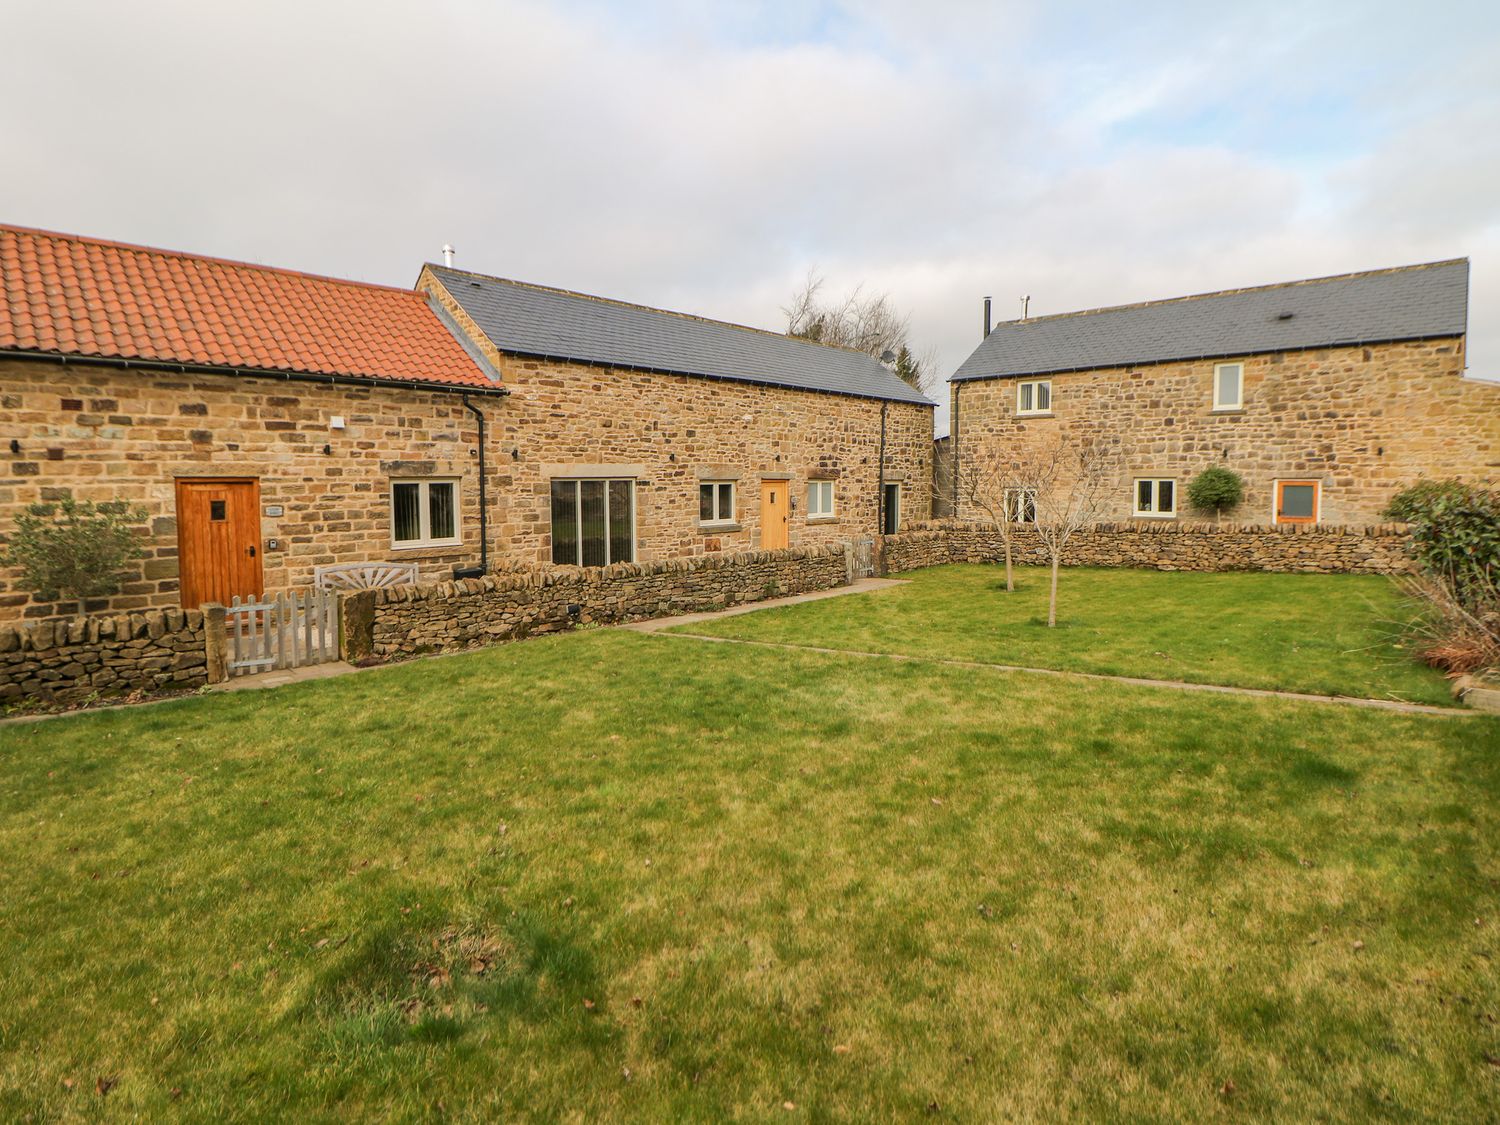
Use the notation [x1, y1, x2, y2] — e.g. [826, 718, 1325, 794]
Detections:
[0, 349, 512, 398]
[877, 400, 887, 536]
[453, 395, 490, 579]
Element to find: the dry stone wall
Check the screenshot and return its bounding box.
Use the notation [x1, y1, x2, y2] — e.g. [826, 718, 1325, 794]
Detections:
[881, 521, 1414, 576]
[361, 543, 851, 658]
[0, 608, 208, 705]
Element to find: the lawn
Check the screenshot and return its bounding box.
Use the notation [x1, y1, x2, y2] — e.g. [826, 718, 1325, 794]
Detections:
[674, 564, 1455, 705]
[1, 624, 1497, 1120]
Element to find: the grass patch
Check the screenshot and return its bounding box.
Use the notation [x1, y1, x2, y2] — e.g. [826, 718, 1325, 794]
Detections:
[1, 627, 1497, 1118]
[674, 564, 1453, 704]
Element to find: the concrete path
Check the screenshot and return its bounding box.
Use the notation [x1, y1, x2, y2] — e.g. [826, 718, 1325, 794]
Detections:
[623, 577, 908, 634]
[650, 631, 1473, 718]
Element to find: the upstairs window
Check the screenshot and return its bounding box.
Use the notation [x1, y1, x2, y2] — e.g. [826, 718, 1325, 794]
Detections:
[551, 479, 634, 566]
[699, 481, 736, 525]
[808, 480, 836, 518]
[1017, 380, 1052, 415]
[1213, 363, 1243, 410]
[391, 479, 460, 548]
[1134, 478, 1176, 518]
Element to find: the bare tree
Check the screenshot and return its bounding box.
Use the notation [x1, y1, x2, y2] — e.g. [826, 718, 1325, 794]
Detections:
[953, 454, 1039, 593]
[784, 272, 937, 395]
[1030, 436, 1116, 627]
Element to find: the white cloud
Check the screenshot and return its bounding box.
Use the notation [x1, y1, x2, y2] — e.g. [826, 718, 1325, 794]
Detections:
[2, 0, 1498, 421]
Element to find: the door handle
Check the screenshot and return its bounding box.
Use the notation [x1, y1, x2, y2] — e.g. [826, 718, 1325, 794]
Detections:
[247, 545, 257, 558]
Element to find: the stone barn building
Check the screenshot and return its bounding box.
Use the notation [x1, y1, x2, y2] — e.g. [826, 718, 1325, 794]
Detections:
[947, 261, 1498, 527]
[0, 225, 932, 622]
[416, 263, 933, 567]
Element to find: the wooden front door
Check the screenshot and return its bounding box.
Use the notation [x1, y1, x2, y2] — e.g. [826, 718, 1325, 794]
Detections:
[176, 478, 263, 608]
[1275, 480, 1320, 525]
[760, 480, 789, 550]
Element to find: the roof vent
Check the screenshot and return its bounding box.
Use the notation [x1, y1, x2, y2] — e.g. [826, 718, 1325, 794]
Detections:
[1277, 311, 1295, 320]
[442, 244, 456, 268]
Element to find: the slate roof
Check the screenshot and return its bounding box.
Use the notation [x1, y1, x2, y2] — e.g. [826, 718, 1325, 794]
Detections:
[427, 265, 934, 406]
[0, 225, 503, 391]
[952, 259, 1469, 382]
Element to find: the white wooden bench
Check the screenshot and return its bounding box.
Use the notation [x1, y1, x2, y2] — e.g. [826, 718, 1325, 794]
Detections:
[313, 561, 420, 591]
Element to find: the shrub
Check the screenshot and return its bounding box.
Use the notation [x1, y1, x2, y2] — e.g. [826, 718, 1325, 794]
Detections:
[0, 497, 149, 610]
[1186, 466, 1245, 520]
[1383, 480, 1499, 607]
[1396, 574, 1500, 676]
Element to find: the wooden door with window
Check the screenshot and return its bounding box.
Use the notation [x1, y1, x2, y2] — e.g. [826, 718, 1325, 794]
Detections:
[760, 481, 789, 550]
[1275, 480, 1320, 525]
[176, 478, 263, 608]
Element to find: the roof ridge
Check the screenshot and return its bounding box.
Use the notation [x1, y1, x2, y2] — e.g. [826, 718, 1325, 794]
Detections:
[992, 258, 1470, 329]
[428, 264, 882, 361]
[0, 222, 424, 299]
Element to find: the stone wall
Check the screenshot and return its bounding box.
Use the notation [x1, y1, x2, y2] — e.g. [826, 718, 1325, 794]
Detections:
[0, 608, 208, 706]
[881, 521, 1414, 576]
[359, 543, 851, 659]
[950, 337, 1498, 528]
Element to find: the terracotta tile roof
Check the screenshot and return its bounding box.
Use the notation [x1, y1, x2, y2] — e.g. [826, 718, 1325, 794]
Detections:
[0, 224, 501, 390]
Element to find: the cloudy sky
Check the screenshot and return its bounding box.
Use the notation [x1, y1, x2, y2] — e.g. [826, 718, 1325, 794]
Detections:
[4, 0, 1497, 431]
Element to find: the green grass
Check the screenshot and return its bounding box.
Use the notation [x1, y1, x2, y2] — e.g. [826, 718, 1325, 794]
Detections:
[673, 564, 1454, 705]
[2, 627, 1497, 1120]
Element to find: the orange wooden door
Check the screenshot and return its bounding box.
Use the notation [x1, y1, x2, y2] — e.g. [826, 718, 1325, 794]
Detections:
[760, 481, 789, 550]
[176, 479, 263, 608]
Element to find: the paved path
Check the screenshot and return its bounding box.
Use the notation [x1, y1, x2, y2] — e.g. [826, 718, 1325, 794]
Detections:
[649, 631, 1472, 718]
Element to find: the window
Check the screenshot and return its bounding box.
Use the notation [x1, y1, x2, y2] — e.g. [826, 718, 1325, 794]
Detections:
[1017, 380, 1052, 415]
[391, 479, 460, 548]
[1133, 478, 1176, 518]
[1004, 487, 1037, 524]
[808, 480, 836, 518]
[699, 481, 736, 525]
[551, 479, 634, 566]
[1274, 480, 1320, 525]
[1214, 363, 1243, 410]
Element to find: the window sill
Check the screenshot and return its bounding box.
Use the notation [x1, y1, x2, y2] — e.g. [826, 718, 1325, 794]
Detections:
[1210, 407, 1244, 415]
[699, 522, 743, 532]
[1016, 412, 1054, 419]
[1131, 514, 1177, 520]
[807, 515, 839, 524]
[390, 543, 466, 557]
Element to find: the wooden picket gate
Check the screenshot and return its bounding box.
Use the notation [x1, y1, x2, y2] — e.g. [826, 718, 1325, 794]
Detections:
[227, 589, 339, 677]
[847, 537, 876, 580]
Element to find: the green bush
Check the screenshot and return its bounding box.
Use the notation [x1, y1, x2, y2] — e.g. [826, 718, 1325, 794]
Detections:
[0, 496, 149, 609]
[1186, 466, 1245, 519]
[1384, 479, 1499, 608]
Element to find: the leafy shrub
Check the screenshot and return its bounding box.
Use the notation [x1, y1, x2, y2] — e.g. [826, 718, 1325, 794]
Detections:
[0, 497, 149, 608]
[1383, 480, 1499, 606]
[1186, 466, 1245, 519]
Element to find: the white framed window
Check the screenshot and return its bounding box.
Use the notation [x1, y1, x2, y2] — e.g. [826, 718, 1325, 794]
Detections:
[807, 480, 836, 518]
[1213, 363, 1243, 411]
[1017, 380, 1052, 415]
[1133, 478, 1176, 518]
[391, 478, 461, 548]
[1004, 487, 1037, 524]
[882, 483, 901, 535]
[699, 481, 736, 525]
[551, 478, 635, 566]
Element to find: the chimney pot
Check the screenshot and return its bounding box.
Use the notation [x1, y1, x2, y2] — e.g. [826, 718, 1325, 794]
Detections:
[983, 296, 992, 339]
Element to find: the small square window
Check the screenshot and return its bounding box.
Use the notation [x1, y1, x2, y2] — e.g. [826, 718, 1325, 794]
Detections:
[209, 499, 227, 521]
[1133, 478, 1176, 518]
[1213, 363, 1243, 411]
[1017, 380, 1052, 415]
[808, 480, 836, 518]
[699, 481, 736, 524]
